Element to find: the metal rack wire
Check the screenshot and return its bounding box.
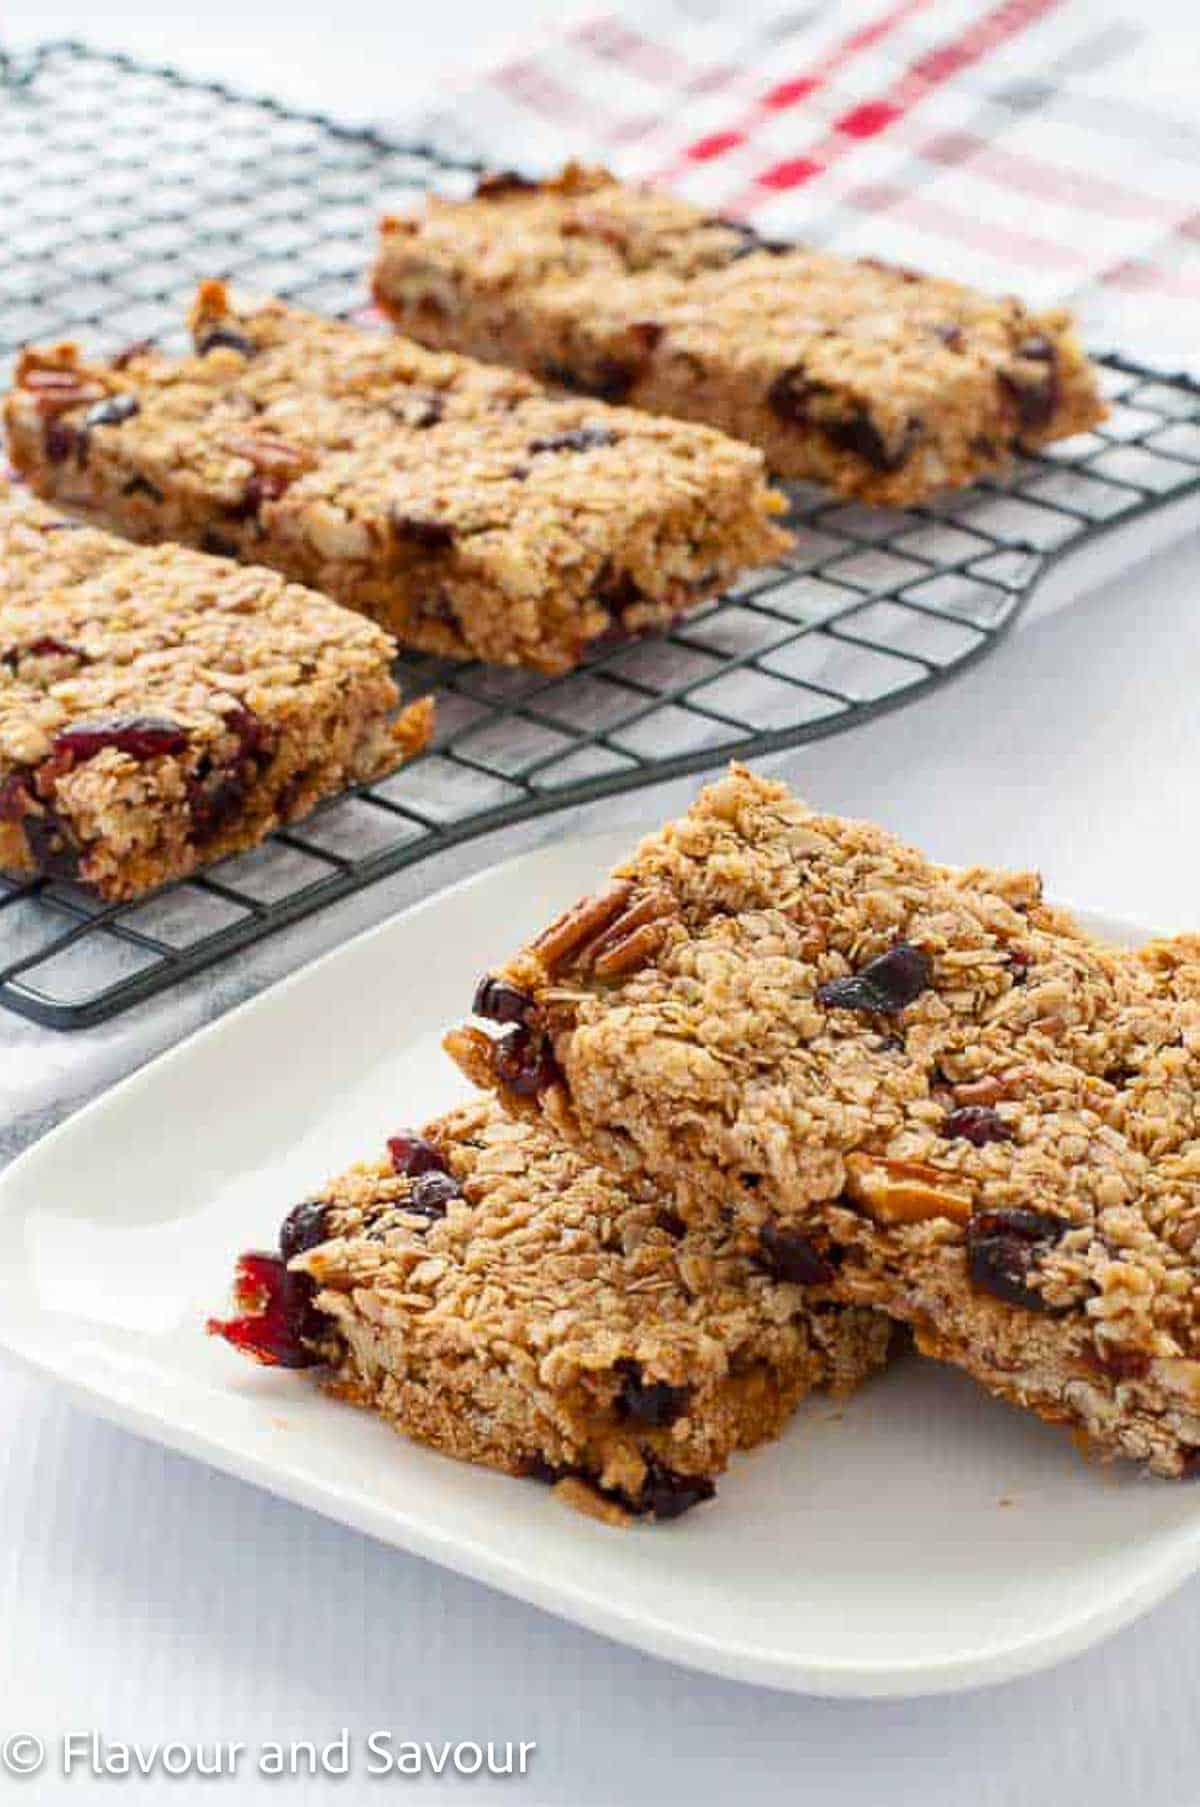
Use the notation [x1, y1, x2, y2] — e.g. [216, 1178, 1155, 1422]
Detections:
[2, 40, 1199, 1030]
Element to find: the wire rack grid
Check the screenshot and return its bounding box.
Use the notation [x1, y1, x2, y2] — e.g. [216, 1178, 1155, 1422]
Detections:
[1, 40, 1199, 1030]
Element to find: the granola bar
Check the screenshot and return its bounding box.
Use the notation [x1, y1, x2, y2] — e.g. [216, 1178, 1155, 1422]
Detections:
[5, 282, 789, 674]
[449, 766, 1200, 1477]
[207, 1097, 892, 1522]
[374, 164, 1107, 507]
[0, 485, 431, 900]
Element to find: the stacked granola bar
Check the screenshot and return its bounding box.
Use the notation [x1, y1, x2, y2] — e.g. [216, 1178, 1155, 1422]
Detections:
[453, 767, 1200, 1479]
[209, 1098, 893, 1523]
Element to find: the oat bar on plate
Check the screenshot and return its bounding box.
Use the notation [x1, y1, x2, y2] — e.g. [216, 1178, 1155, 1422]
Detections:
[0, 486, 431, 901]
[5, 283, 788, 674]
[374, 165, 1107, 507]
[450, 765, 1200, 1477]
[208, 1098, 893, 1522]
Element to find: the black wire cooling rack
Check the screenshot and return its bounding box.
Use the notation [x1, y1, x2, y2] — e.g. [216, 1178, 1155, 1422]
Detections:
[2, 41, 1200, 1030]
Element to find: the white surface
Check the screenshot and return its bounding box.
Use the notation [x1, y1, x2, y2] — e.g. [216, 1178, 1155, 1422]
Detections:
[5, 834, 1195, 1705]
[1, 4, 1200, 1803]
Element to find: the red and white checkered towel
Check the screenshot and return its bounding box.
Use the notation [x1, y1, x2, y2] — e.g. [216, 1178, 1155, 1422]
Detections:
[413, 0, 1200, 369]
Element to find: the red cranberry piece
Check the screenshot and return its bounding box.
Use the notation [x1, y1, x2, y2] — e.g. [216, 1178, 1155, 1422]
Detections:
[966, 1208, 1068, 1311]
[614, 1360, 691, 1427]
[1, 636, 82, 671]
[387, 1131, 449, 1177]
[1000, 336, 1060, 432]
[528, 426, 618, 455]
[122, 473, 165, 502]
[637, 1459, 716, 1520]
[941, 1106, 1013, 1147]
[0, 772, 34, 822]
[278, 1198, 332, 1263]
[472, 977, 533, 1026]
[391, 511, 456, 549]
[817, 941, 932, 1015]
[493, 1026, 558, 1096]
[525, 1455, 715, 1519]
[196, 325, 256, 358]
[44, 420, 78, 463]
[22, 807, 81, 881]
[404, 1169, 462, 1223]
[83, 394, 140, 430]
[54, 714, 188, 763]
[756, 1222, 834, 1286]
[655, 1207, 686, 1240]
[542, 358, 636, 403]
[206, 1252, 323, 1368]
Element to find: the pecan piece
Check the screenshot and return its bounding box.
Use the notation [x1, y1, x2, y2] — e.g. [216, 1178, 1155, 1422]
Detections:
[531, 880, 635, 974]
[590, 919, 667, 979]
[844, 1153, 971, 1226]
[17, 363, 106, 415]
[223, 433, 313, 503]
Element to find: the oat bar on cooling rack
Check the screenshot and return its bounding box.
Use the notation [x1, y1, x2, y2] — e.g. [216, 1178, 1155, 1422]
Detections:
[208, 1097, 893, 1523]
[5, 282, 789, 674]
[0, 486, 431, 901]
[449, 765, 1200, 1478]
[374, 164, 1107, 508]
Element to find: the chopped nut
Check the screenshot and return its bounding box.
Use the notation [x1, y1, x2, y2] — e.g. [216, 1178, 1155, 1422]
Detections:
[223, 433, 314, 483]
[532, 881, 634, 974]
[844, 1152, 972, 1226]
[591, 919, 668, 979]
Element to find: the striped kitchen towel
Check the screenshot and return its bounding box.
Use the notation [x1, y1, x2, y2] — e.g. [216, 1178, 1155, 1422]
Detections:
[409, 0, 1200, 370]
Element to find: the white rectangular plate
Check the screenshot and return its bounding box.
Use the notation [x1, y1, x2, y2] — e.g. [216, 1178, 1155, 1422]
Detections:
[2, 830, 1199, 1699]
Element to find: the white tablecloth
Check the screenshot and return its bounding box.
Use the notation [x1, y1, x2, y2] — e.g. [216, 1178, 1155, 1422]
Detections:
[3, 6, 1200, 1803]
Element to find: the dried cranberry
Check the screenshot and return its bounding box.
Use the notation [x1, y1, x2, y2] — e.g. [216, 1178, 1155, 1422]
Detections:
[528, 425, 618, 455]
[391, 512, 455, 550]
[767, 365, 920, 471]
[525, 1455, 715, 1519]
[756, 1222, 834, 1286]
[941, 1105, 1013, 1147]
[1, 636, 81, 671]
[1000, 336, 1059, 432]
[932, 323, 965, 351]
[279, 1198, 332, 1262]
[83, 393, 139, 431]
[387, 1132, 449, 1177]
[404, 1169, 462, 1223]
[966, 1208, 1068, 1311]
[206, 1251, 323, 1368]
[44, 420, 78, 463]
[196, 325, 256, 358]
[22, 808, 81, 881]
[817, 941, 932, 1014]
[593, 565, 644, 620]
[493, 1026, 558, 1096]
[53, 714, 188, 764]
[121, 473, 165, 502]
[201, 530, 239, 558]
[542, 358, 636, 404]
[614, 1360, 691, 1427]
[472, 977, 533, 1026]
[0, 772, 33, 823]
[824, 409, 921, 473]
[655, 1207, 686, 1240]
[637, 1460, 716, 1520]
